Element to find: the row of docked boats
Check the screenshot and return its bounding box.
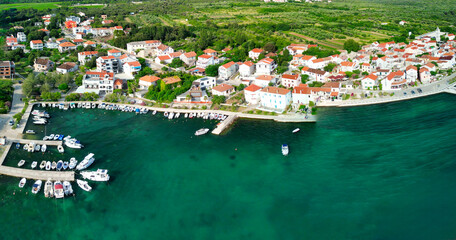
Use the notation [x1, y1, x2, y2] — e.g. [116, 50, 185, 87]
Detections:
[31, 110, 50, 125]
[19, 178, 73, 198]
[19, 142, 47, 153]
[163, 111, 229, 121]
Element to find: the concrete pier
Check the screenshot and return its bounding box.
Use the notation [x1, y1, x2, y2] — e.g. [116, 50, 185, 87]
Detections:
[212, 115, 238, 135]
[0, 166, 74, 181]
[12, 138, 62, 146]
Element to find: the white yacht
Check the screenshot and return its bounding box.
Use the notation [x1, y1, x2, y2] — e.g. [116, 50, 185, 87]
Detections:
[80, 169, 110, 181]
[69, 157, 77, 169]
[152, 110, 157, 115]
[77, 179, 92, 192]
[292, 128, 300, 133]
[45, 161, 51, 171]
[54, 181, 64, 199]
[76, 153, 95, 170]
[168, 112, 174, 119]
[63, 181, 73, 195]
[195, 128, 210, 136]
[64, 139, 83, 149]
[34, 144, 40, 152]
[18, 178, 26, 188]
[41, 144, 47, 153]
[31, 180, 42, 194]
[39, 161, 46, 169]
[44, 180, 54, 198]
[282, 144, 289, 156]
[51, 161, 57, 170]
[63, 161, 69, 170]
[31, 161, 37, 169]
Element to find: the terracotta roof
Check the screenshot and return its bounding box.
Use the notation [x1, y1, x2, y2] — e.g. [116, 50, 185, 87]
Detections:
[140, 75, 160, 83]
[244, 84, 262, 92]
[126, 61, 141, 67]
[72, 39, 84, 43]
[31, 40, 43, 44]
[250, 48, 264, 53]
[282, 74, 299, 80]
[322, 82, 340, 88]
[261, 86, 290, 95]
[258, 58, 274, 64]
[57, 62, 76, 70]
[242, 61, 254, 67]
[35, 58, 51, 65]
[203, 48, 217, 54]
[79, 51, 98, 56]
[108, 49, 121, 53]
[114, 79, 123, 86]
[340, 61, 356, 67]
[84, 41, 96, 45]
[158, 55, 171, 61]
[163, 76, 181, 84]
[101, 56, 115, 60]
[145, 40, 161, 44]
[406, 65, 417, 71]
[221, 61, 236, 69]
[365, 74, 378, 81]
[212, 84, 234, 92]
[184, 52, 197, 58]
[255, 75, 275, 81]
[59, 42, 76, 47]
[198, 54, 212, 59]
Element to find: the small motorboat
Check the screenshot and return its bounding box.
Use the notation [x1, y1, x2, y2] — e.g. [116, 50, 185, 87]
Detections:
[80, 169, 110, 181]
[49, 134, 55, 140]
[292, 128, 300, 133]
[184, 113, 188, 118]
[18, 160, 25, 167]
[77, 179, 92, 192]
[282, 144, 289, 156]
[23, 144, 28, 151]
[31, 161, 37, 169]
[53, 134, 60, 140]
[54, 181, 64, 199]
[56, 160, 63, 171]
[58, 135, 64, 141]
[26, 130, 35, 134]
[45, 161, 51, 170]
[34, 144, 40, 152]
[69, 158, 77, 169]
[195, 128, 210, 136]
[51, 161, 57, 170]
[63, 161, 69, 170]
[15, 143, 20, 149]
[40, 160, 46, 169]
[152, 110, 157, 115]
[41, 144, 47, 153]
[164, 112, 168, 117]
[44, 180, 54, 198]
[58, 145, 64, 153]
[18, 178, 26, 188]
[63, 181, 73, 195]
[31, 180, 42, 194]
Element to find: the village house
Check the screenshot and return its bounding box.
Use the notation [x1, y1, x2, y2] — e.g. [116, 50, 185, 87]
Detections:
[256, 58, 276, 75]
[81, 71, 115, 94]
[218, 61, 238, 80]
[58, 42, 77, 53]
[6, 36, 17, 47]
[11, 44, 25, 50]
[292, 84, 333, 105]
[239, 61, 255, 77]
[126, 40, 162, 53]
[180, 52, 197, 66]
[72, 39, 84, 46]
[0, 61, 15, 78]
[97, 56, 120, 73]
[175, 85, 210, 103]
[45, 39, 58, 49]
[419, 67, 431, 83]
[157, 44, 174, 56]
[139, 75, 160, 89]
[84, 41, 97, 48]
[301, 67, 328, 82]
[196, 54, 216, 69]
[108, 49, 122, 58]
[17, 32, 26, 42]
[292, 55, 316, 66]
[259, 86, 292, 111]
[34, 58, 53, 72]
[339, 61, 357, 72]
[212, 84, 235, 97]
[249, 48, 264, 60]
[78, 51, 98, 65]
[286, 44, 316, 56]
[361, 74, 378, 90]
[405, 65, 418, 82]
[203, 48, 218, 57]
[56, 62, 78, 74]
[193, 77, 217, 90]
[281, 74, 301, 88]
[123, 61, 142, 76]
[361, 63, 372, 73]
[244, 84, 262, 105]
[156, 55, 172, 64]
[382, 71, 406, 90]
[254, 75, 277, 87]
[30, 40, 44, 50]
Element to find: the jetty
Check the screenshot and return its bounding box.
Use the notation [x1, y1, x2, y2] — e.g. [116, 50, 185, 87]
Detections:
[212, 114, 238, 135]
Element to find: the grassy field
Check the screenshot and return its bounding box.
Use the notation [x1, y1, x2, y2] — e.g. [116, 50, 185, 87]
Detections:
[0, 2, 62, 10]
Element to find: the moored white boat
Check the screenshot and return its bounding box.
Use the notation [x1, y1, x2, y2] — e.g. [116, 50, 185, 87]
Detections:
[44, 180, 54, 198]
[63, 181, 73, 195]
[76, 153, 95, 170]
[51, 161, 57, 170]
[64, 139, 83, 149]
[34, 144, 40, 152]
[31, 180, 42, 194]
[54, 181, 64, 199]
[69, 157, 77, 169]
[56, 160, 63, 171]
[18, 178, 26, 188]
[80, 169, 110, 181]
[39, 160, 46, 169]
[63, 161, 69, 170]
[282, 144, 289, 156]
[45, 161, 51, 171]
[31, 161, 37, 169]
[292, 128, 300, 133]
[41, 144, 47, 152]
[152, 110, 157, 115]
[58, 145, 64, 153]
[77, 179, 92, 192]
[195, 128, 210, 136]
[18, 160, 25, 167]
[26, 130, 35, 134]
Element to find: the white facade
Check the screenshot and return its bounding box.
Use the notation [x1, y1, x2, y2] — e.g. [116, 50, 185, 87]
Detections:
[239, 61, 255, 77]
[259, 86, 292, 111]
[218, 62, 238, 80]
[17, 32, 26, 42]
[244, 84, 262, 105]
[196, 55, 215, 69]
[194, 77, 216, 90]
[256, 58, 276, 75]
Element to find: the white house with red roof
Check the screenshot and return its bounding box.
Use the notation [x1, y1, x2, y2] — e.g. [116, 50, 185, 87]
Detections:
[30, 40, 44, 50]
[180, 52, 197, 66]
[80, 71, 115, 94]
[78, 51, 98, 65]
[157, 44, 174, 56]
[123, 61, 141, 76]
[218, 61, 238, 80]
[196, 54, 216, 69]
[339, 61, 357, 72]
[361, 74, 378, 90]
[126, 40, 162, 53]
[155, 55, 172, 64]
[281, 74, 301, 88]
[301, 67, 328, 82]
[382, 71, 406, 90]
[203, 48, 217, 57]
[239, 61, 255, 77]
[286, 44, 317, 55]
[139, 75, 160, 89]
[254, 75, 277, 87]
[249, 48, 264, 60]
[244, 84, 262, 104]
[405, 65, 418, 82]
[96, 55, 120, 73]
[108, 49, 122, 58]
[259, 86, 292, 111]
[6, 36, 17, 47]
[292, 55, 316, 66]
[256, 58, 276, 75]
[58, 42, 77, 53]
[361, 63, 372, 73]
[419, 68, 431, 83]
[212, 84, 235, 97]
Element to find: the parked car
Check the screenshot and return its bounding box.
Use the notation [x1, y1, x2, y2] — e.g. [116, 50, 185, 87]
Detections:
[8, 120, 14, 126]
[411, 90, 415, 94]
[417, 88, 423, 93]
[403, 92, 407, 96]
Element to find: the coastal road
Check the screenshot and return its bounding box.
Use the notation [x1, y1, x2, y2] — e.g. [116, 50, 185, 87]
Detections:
[0, 84, 25, 138]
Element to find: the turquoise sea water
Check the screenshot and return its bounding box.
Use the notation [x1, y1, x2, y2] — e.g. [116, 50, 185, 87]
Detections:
[1, 94, 456, 239]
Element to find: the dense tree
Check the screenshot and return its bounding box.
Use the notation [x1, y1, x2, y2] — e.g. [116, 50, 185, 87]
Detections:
[343, 39, 361, 53]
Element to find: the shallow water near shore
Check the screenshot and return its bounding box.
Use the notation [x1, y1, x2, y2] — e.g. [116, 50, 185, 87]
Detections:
[1, 94, 456, 239]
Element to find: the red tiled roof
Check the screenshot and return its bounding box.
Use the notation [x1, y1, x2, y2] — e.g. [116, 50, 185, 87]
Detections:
[212, 84, 234, 92]
[140, 75, 160, 83]
[244, 84, 262, 92]
[261, 86, 290, 95]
